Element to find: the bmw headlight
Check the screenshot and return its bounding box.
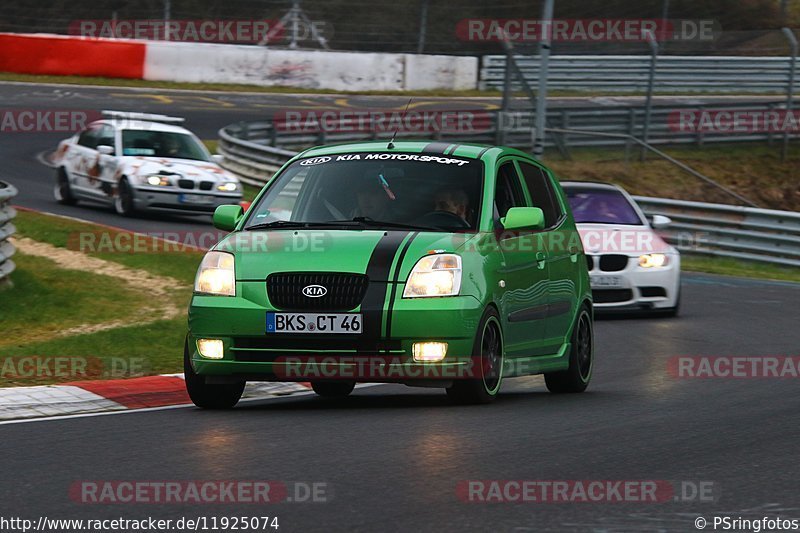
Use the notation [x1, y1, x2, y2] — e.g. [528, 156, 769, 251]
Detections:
[639, 253, 668, 268]
[145, 175, 172, 186]
[194, 251, 235, 296]
[403, 254, 462, 298]
[217, 181, 240, 192]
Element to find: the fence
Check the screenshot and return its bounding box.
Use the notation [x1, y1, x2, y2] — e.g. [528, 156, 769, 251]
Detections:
[0, 181, 18, 287]
[634, 196, 800, 267]
[480, 55, 799, 93]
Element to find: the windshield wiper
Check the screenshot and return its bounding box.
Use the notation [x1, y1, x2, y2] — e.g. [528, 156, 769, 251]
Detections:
[345, 217, 436, 231]
[245, 220, 346, 231]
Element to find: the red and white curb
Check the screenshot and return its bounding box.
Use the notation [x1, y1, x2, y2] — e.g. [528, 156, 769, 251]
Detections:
[0, 375, 312, 421]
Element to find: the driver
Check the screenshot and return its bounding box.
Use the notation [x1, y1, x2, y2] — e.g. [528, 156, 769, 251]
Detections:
[434, 188, 470, 223]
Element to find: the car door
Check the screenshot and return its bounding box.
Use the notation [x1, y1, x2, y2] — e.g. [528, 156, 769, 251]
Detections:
[493, 160, 552, 358]
[88, 124, 119, 198]
[517, 161, 580, 346]
[67, 123, 102, 196]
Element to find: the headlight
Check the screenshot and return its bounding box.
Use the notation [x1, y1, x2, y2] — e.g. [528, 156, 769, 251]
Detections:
[145, 175, 171, 186]
[403, 254, 462, 298]
[639, 253, 668, 268]
[194, 251, 235, 296]
[217, 181, 239, 192]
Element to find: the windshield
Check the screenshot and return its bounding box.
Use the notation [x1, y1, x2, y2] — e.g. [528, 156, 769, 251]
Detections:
[564, 187, 644, 225]
[244, 153, 483, 232]
[121, 130, 210, 161]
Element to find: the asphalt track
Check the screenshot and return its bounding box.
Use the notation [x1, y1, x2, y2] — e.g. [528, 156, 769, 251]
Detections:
[4, 274, 800, 532]
[2, 82, 799, 532]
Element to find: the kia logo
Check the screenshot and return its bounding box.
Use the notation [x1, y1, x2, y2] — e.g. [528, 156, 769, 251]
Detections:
[299, 156, 331, 166]
[302, 285, 328, 298]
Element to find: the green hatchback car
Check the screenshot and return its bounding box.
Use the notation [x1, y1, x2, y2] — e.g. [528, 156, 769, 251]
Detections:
[186, 141, 593, 407]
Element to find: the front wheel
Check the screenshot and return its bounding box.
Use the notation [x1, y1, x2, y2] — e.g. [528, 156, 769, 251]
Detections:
[545, 306, 593, 393]
[311, 381, 355, 397]
[184, 337, 244, 409]
[54, 168, 77, 205]
[446, 307, 503, 405]
[114, 177, 136, 217]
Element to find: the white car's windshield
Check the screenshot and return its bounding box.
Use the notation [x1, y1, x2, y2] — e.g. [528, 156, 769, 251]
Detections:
[565, 187, 644, 225]
[245, 153, 483, 232]
[121, 130, 210, 162]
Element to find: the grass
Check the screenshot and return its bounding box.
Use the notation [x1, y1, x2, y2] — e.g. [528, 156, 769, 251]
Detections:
[0, 253, 154, 352]
[547, 143, 800, 211]
[14, 210, 204, 284]
[682, 255, 800, 284]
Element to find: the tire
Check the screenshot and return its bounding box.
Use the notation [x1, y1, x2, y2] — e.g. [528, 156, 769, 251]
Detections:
[183, 337, 244, 409]
[311, 381, 356, 398]
[114, 177, 136, 217]
[446, 307, 504, 405]
[54, 168, 77, 205]
[545, 306, 593, 394]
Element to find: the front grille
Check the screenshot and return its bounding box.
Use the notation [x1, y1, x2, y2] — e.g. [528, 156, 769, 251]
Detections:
[599, 254, 629, 272]
[267, 272, 369, 311]
[592, 289, 633, 303]
[199, 181, 214, 191]
[178, 179, 195, 190]
[586, 255, 594, 271]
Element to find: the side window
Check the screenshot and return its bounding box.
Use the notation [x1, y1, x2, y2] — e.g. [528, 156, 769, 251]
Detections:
[77, 125, 102, 149]
[494, 162, 526, 219]
[518, 161, 562, 228]
[96, 125, 116, 154]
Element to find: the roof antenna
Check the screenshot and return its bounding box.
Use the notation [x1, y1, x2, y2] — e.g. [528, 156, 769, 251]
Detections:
[387, 98, 412, 149]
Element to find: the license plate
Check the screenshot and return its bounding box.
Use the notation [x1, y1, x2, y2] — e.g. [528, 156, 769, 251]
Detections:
[266, 313, 362, 334]
[590, 275, 623, 289]
[179, 193, 214, 205]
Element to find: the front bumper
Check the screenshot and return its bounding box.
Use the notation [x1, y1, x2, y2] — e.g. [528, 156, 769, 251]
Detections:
[587, 253, 681, 310]
[132, 186, 241, 215]
[188, 282, 484, 382]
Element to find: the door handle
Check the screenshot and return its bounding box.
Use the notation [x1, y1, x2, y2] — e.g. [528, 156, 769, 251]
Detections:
[569, 246, 579, 263]
[535, 252, 547, 269]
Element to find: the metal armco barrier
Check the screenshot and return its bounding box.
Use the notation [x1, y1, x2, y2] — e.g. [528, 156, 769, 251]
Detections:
[218, 100, 797, 184]
[634, 196, 800, 267]
[480, 55, 798, 93]
[0, 181, 18, 286]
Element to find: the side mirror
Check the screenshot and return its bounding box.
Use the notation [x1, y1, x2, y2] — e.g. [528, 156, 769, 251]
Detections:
[97, 145, 115, 156]
[500, 207, 545, 231]
[213, 204, 244, 231]
[651, 214, 672, 229]
[211, 154, 225, 164]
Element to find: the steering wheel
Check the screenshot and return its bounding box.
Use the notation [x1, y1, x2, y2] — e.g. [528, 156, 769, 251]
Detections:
[417, 210, 470, 229]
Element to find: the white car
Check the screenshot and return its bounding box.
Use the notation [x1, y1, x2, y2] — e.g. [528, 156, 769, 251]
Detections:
[53, 111, 242, 216]
[561, 181, 681, 316]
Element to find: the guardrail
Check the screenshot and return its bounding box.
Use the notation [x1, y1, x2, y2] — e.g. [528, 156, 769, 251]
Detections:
[0, 181, 18, 287]
[217, 100, 798, 185]
[634, 196, 800, 267]
[480, 55, 799, 93]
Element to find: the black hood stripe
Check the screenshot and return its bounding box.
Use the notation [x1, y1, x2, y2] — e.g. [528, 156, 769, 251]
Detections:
[385, 232, 419, 341]
[422, 141, 454, 154]
[361, 231, 410, 343]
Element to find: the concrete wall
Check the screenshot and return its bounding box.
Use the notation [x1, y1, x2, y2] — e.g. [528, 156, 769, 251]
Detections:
[0, 33, 478, 91]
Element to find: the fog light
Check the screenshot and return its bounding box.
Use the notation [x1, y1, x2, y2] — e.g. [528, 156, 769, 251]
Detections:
[197, 339, 224, 359]
[413, 342, 448, 362]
